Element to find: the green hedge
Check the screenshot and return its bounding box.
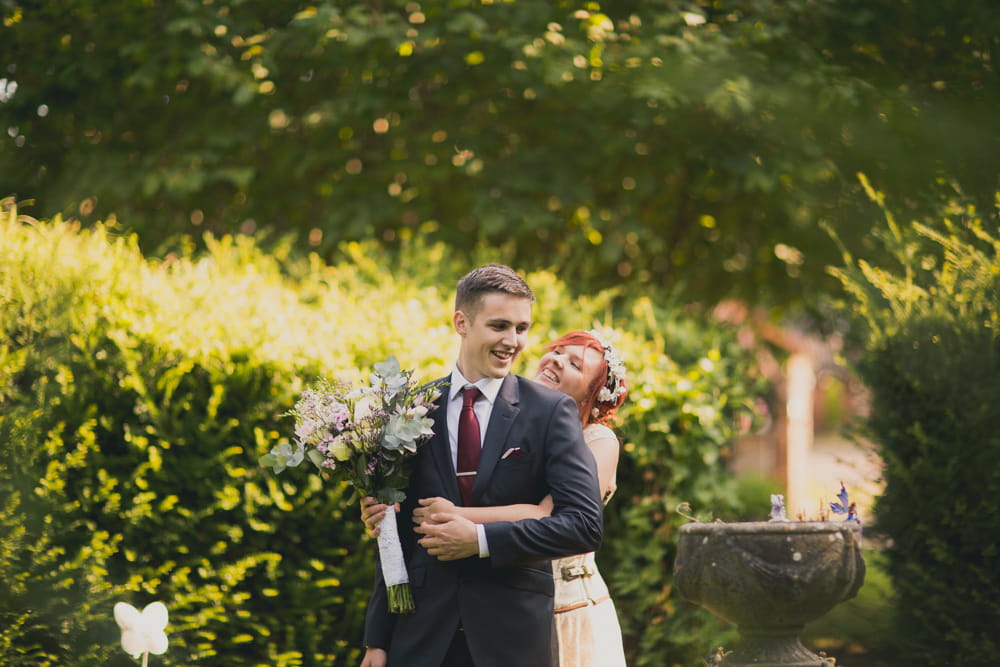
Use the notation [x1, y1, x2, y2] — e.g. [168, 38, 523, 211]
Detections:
[830, 180, 1000, 665]
[0, 201, 767, 665]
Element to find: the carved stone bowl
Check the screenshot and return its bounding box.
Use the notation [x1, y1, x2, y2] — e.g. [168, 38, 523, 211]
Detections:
[673, 521, 865, 666]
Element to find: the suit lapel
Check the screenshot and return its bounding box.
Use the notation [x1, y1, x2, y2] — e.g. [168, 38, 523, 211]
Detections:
[472, 374, 520, 502]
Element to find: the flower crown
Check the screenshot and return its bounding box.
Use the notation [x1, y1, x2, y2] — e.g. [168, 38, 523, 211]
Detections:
[588, 329, 627, 405]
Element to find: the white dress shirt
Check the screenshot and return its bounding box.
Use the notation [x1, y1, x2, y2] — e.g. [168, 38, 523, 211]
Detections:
[447, 367, 504, 557]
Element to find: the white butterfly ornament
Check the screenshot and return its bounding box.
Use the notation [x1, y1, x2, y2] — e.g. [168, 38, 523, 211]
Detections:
[114, 601, 169, 664]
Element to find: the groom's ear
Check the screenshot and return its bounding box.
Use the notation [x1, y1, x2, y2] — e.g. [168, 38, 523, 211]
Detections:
[454, 310, 468, 336]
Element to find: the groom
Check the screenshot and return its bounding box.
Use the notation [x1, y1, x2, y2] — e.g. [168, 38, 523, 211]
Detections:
[360, 264, 604, 667]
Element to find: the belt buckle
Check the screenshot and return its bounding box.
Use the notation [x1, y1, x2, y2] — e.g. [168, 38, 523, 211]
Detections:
[560, 565, 591, 581]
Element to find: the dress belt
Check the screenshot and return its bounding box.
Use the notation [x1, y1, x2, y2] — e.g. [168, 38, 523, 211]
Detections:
[554, 594, 611, 614]
[560, 564, 593, 581]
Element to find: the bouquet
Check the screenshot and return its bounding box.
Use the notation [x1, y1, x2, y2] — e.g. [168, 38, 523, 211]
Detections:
[260, 356, 445, 613]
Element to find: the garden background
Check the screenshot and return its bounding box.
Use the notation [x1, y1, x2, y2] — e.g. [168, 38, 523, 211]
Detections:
[1, 1, 998, 666]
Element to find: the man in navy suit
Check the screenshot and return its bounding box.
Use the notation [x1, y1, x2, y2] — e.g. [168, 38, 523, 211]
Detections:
[361, 264, 604, 667]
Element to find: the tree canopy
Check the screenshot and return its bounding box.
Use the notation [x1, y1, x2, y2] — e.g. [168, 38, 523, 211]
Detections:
[2, 0, 997, 310]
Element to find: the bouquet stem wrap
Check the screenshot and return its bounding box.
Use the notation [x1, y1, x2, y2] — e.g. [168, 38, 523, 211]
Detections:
[377, 504, 414, 614]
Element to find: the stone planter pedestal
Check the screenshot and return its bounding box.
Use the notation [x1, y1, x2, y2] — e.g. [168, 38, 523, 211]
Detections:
[673, 521, 865, 666]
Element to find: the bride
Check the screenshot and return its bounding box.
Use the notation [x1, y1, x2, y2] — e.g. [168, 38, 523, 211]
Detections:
[362, 329, 628, 666]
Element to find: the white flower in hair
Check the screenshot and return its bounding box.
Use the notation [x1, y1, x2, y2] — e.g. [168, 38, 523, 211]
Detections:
[587, 329, 627, 404]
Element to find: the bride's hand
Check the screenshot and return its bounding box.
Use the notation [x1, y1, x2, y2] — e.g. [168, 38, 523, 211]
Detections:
[412, 497, 456, 526]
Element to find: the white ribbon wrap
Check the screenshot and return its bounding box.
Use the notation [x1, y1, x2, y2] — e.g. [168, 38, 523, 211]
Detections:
[376, 504, 409, 588]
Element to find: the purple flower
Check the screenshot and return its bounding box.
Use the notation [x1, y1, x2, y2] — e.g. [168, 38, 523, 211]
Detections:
[769, 494, 788, 521]
[830, 481, 860, 524]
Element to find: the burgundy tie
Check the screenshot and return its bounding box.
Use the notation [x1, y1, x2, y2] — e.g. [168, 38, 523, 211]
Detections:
[457, 386, 482, 505]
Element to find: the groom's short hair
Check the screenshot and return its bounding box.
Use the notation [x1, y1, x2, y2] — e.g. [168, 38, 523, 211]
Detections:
[455, 264, 535, 317]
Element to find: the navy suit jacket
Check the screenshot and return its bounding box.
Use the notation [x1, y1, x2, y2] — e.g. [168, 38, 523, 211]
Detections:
[363, 373, 604, 667]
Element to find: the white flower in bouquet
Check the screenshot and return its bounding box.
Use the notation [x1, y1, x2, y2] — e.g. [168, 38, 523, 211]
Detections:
[384, 409, 435, 454]
[371, 356, 410, 399]
[263, 441, 304, 473]
[259, 355, 445, 613]
[352, 392, 379, 424]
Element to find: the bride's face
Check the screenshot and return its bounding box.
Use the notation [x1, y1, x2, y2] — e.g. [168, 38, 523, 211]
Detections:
[534, 344, 604, 404]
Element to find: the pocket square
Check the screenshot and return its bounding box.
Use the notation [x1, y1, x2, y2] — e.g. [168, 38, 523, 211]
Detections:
[501, 447, 524, 459]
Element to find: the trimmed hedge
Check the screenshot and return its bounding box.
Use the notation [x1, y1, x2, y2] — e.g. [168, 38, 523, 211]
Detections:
[830, 180, 1000, 665]
[1, 201, 766, 665]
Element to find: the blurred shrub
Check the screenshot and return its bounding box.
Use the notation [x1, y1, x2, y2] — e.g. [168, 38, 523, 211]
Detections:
[829, 180, 1000, 665]
[598, 301, 770, 666]
[0, 200, 769, 665]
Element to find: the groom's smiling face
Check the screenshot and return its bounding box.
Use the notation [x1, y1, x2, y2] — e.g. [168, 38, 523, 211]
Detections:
[455, 292, 532, 381]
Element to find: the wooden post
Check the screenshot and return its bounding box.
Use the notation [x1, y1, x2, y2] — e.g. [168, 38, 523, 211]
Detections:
[785, 352, 815, 517]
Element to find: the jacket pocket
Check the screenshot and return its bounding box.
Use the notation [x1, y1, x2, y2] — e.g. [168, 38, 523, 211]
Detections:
[503, 564, 554, 596]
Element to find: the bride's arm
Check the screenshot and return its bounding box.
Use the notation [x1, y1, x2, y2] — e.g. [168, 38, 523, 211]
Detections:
[414, 496, 554, 526]
[402, 431, 619, 528]
[359, 496, 553, 536]
[586, 429, 621, 501]
[360, 429, 618, 537]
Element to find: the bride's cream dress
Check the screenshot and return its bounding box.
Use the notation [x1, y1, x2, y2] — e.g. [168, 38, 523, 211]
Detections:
[551, 423, 627, 666]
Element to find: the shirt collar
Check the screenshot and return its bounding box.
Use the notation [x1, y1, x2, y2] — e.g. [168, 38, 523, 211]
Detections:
[449, 367, 504, 405]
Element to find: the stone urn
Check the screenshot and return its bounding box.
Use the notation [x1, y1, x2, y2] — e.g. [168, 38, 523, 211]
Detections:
[673, 520, 865, 666]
